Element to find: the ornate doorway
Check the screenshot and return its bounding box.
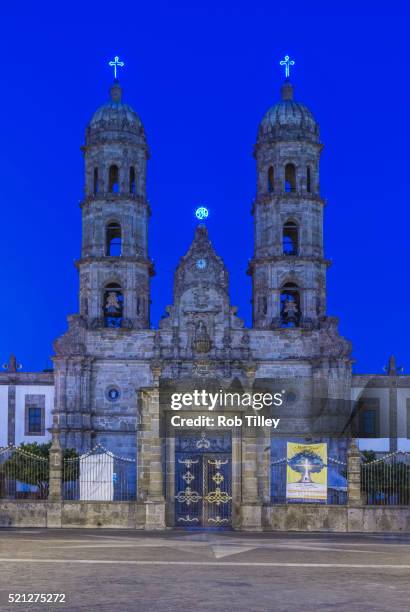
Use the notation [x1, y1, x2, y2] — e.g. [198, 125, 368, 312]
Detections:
[175, 432, 232, 527]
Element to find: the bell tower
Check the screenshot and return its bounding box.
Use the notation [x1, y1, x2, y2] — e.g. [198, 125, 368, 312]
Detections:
[249, 58, 328, 330]
[77, 69, 153, 330]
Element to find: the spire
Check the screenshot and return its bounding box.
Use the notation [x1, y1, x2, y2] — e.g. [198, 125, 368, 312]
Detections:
[108, 55, 125, 102]
[385, 354, 404, 375]
[2, 354, 22, 372]
[281, 78, 294, 101]
[387, 354, 397, 375]
[110, 79, 123, 102]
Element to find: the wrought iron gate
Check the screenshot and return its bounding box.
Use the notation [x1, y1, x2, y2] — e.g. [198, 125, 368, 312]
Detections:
[175, 432, 232, 527]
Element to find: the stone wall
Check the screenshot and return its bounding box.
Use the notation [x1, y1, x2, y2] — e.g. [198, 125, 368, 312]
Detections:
[262, 505, 410, 533]
[0, 502, 146, 529]
[1, 501, 410, 532]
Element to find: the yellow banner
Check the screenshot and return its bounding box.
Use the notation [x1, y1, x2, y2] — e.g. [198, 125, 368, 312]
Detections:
[286, 442, 327, 502]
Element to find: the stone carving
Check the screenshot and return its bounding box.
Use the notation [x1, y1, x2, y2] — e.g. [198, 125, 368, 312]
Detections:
[53, 316, 87, 356]
[222, 331, 232, 350]
[319, 317, 352, 358]
[193, 286, 210, 309]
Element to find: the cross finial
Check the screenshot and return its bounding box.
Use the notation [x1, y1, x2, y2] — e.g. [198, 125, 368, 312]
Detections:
[109, 55, 125, 79]
[280, 55, 295, 79]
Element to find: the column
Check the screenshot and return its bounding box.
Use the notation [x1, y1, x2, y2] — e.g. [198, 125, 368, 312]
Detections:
[138, 387, 166, 529]
[240, 366, 263, 530]
[347, 438, 362, 506]
[47, 423, 62, 528]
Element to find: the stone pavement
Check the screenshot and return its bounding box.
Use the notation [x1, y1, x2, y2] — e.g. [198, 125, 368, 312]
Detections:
[0, 529, 409, 611]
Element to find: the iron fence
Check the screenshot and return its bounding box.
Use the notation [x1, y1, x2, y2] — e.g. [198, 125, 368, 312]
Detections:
[0, 445, 49, 500]
[270, 455, 347, 505]
[63, 445, 136, 501]
[361, 451, 410, 505]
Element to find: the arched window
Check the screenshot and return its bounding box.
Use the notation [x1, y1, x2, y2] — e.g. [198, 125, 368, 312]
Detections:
[267, 166, 274, 193]
[129, 167, 136, 194]
[284, 163, 296, 193]
[103, 283, 123, 328]
[93, 168, 99, 195]
[306, 166, 311, 193]
[280, 282, 301, 327]
[106, 223, 122, 256]
[109, 165, 119, 193]
[282, 221, 299, 256]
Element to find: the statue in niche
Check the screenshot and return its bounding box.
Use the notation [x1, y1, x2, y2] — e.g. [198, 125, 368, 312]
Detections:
[283, 298, 299, 324]
[105, 292, 121, 312]
[192, 320, 212, 354]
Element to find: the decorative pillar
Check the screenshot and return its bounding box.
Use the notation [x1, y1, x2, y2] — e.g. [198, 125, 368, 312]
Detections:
[138, 387, 166, 529]
[240, 365, 263, 530]
[48, 424, 62, 502]
[47, 421, 62, 528]
[347, 438, 362, 506]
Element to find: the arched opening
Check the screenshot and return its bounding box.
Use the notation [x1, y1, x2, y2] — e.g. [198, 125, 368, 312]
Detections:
[106, 223, 122, 256]
[93, 168, 99, 195]
[284, 163, 296, 193]
[267, 166, 274, 193]
[306, 166, 311, 193]
[109, 165, 119, 193]
[103, 283, 124, 328]
[280, 282, 301, 327]
[129, 167, 136, 194]
[282, 221, 299, 256]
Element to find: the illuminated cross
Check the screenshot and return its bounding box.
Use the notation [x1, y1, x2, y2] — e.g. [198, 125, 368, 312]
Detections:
[280, 55, 295, 78]
[109, 56, 125, 79]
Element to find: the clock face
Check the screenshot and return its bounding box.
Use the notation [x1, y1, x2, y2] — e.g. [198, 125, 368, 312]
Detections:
[196, 258, 207, 270]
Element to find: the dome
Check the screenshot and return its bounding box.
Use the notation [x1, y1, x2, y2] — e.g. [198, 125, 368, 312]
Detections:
[90, 101, 143, 128]
[257, 80, 319, 144]
[86, 80, 146, 146]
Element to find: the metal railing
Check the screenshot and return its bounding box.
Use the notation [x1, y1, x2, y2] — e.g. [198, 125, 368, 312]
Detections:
[361, 451, 410, 505]
[0, 445, 49, 500]
[63, 445, 136, 502]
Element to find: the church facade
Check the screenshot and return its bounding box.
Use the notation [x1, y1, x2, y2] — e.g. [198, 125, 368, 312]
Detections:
[1, 70, 410, 529]
[53, 75, 353, 452]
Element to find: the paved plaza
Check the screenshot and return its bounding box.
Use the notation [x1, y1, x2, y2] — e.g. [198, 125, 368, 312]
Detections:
[0, 529, 409, 611]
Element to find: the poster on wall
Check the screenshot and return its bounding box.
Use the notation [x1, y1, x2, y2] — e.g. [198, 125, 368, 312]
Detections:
[286, 442, 327, 503]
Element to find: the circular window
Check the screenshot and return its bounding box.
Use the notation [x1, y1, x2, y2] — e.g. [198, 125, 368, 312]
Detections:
[106, 387, 121, 402]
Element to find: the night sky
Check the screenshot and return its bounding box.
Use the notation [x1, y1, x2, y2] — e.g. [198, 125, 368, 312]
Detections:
[1, 1, 409, 373]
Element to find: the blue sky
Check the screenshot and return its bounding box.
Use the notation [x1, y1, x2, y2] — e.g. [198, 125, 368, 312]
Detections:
[0, 1, 409, 373]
